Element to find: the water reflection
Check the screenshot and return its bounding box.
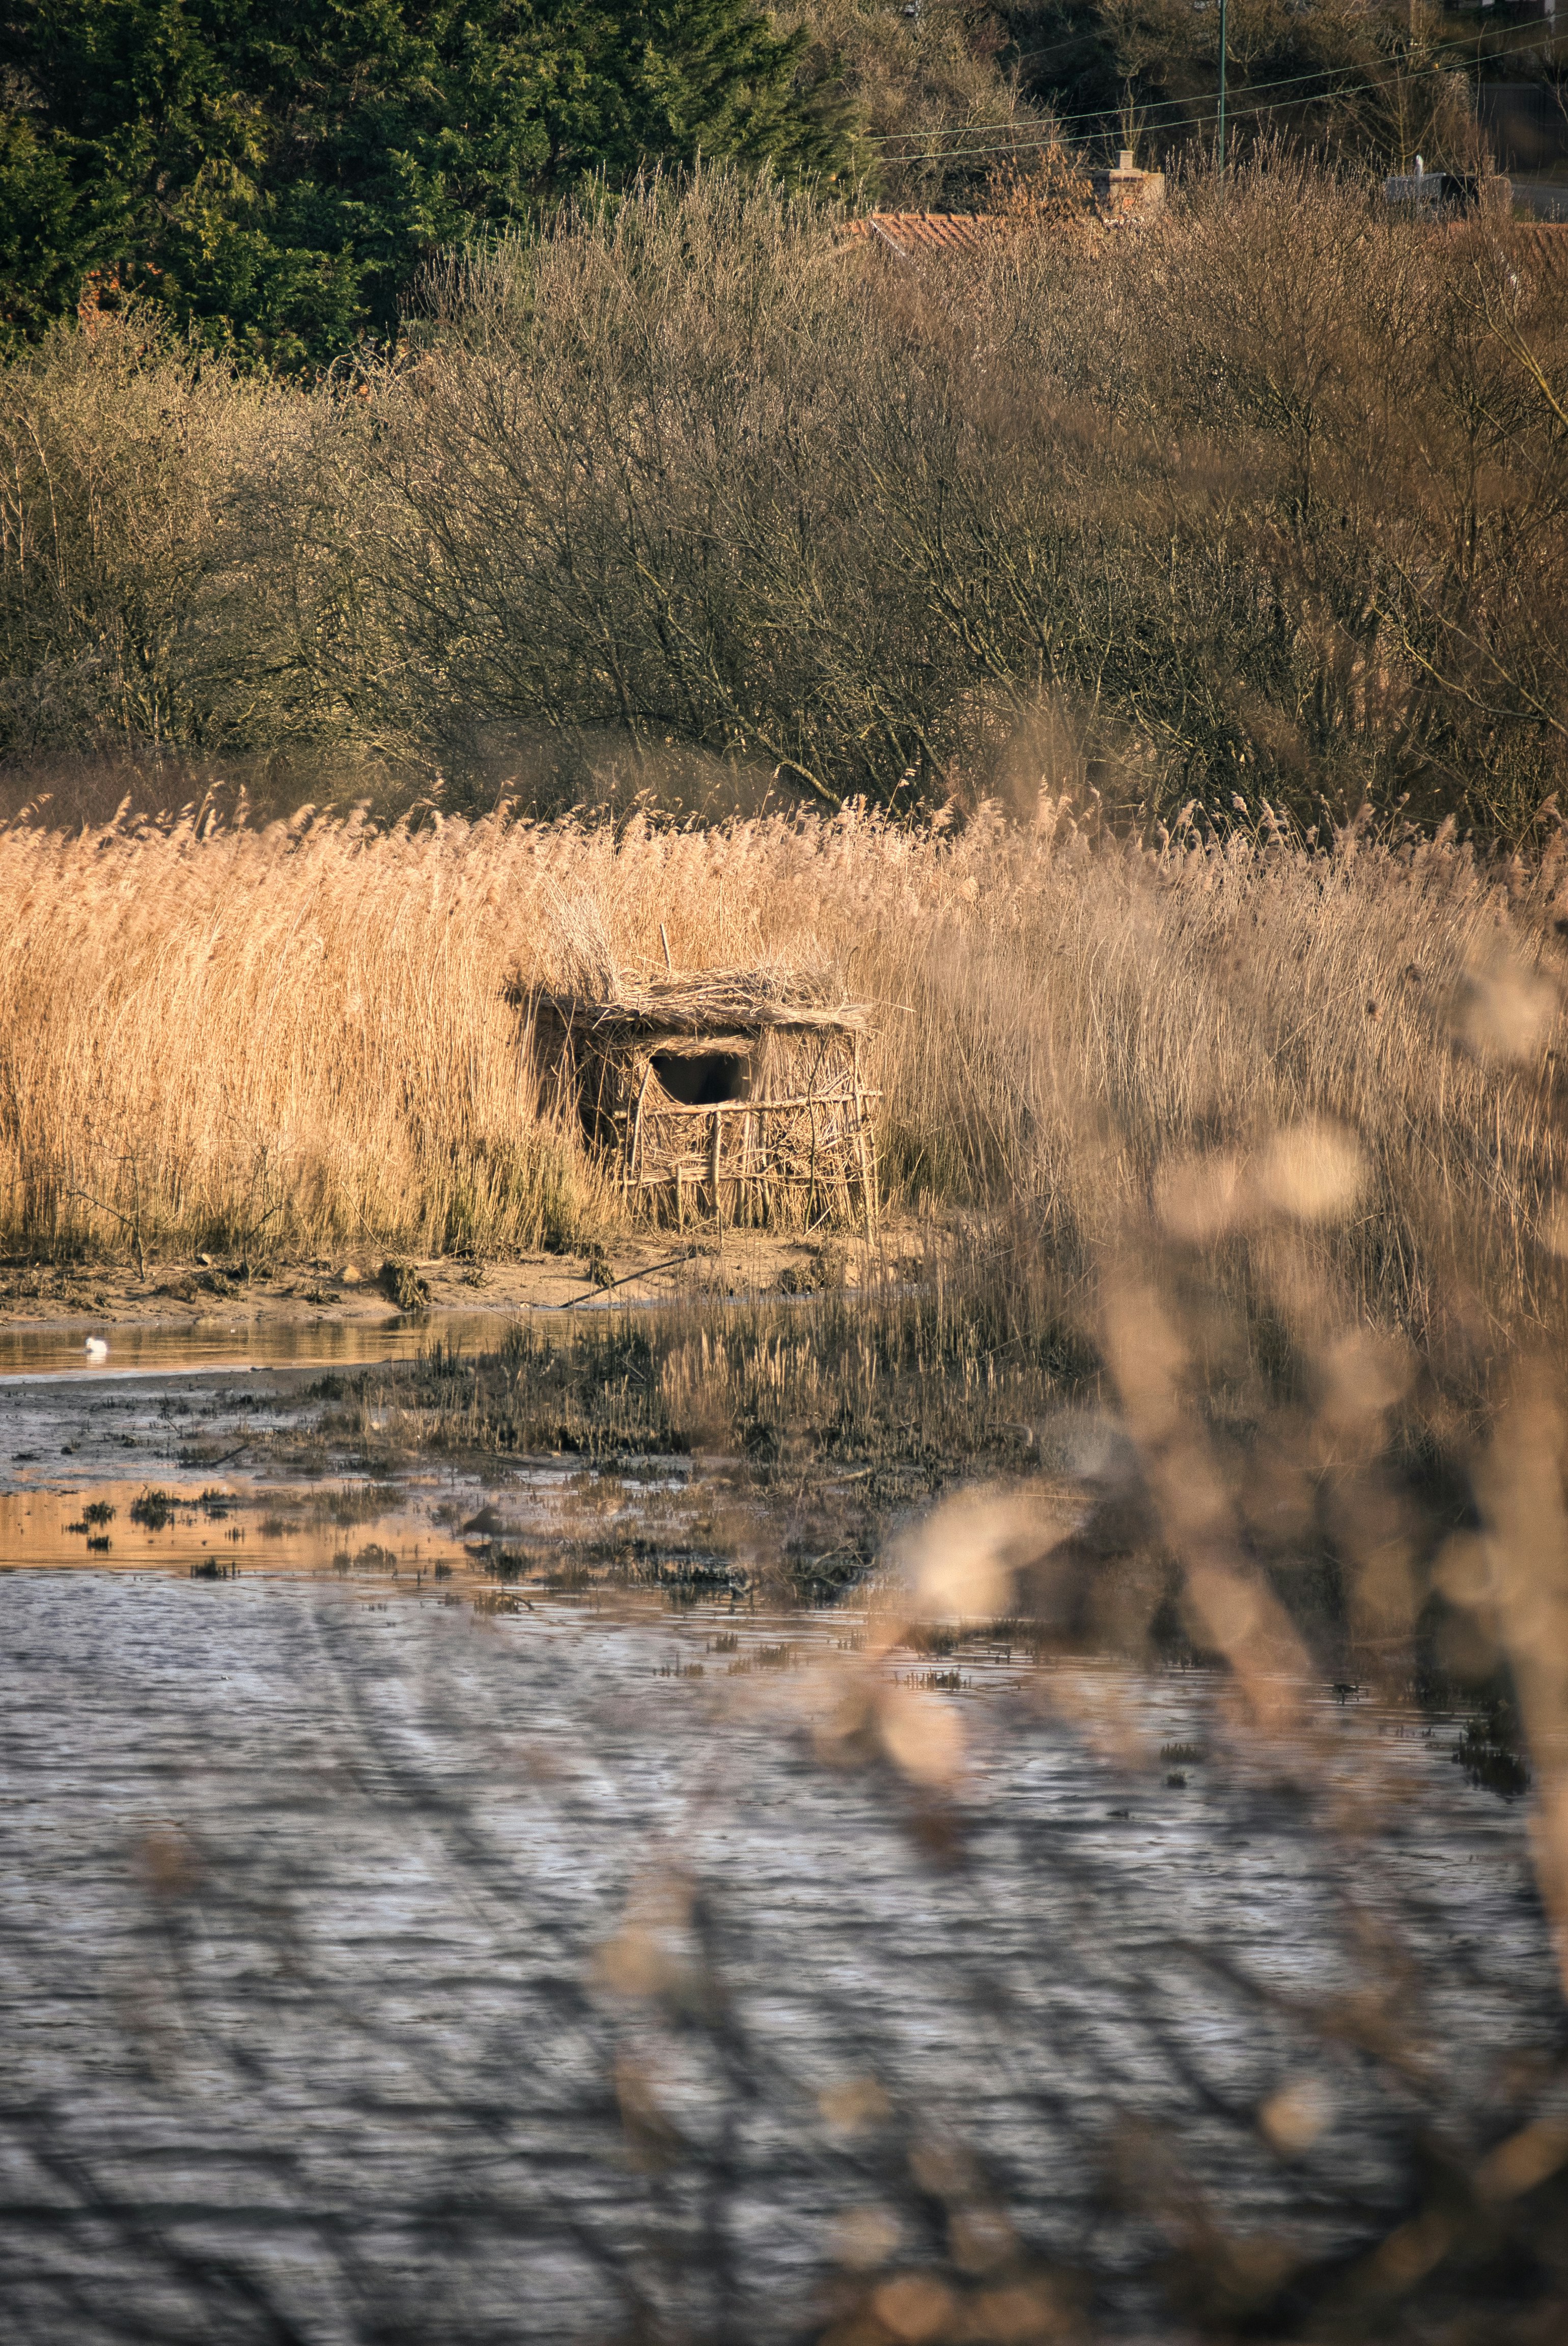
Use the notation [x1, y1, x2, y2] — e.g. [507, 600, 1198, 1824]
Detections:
[0, 1348, 1562, 2343]
[0, 1307, 524, 1382]
[0, 1478, 475, 1580]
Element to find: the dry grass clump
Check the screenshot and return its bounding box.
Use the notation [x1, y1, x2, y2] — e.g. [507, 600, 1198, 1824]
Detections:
[2, 791, 1566, 1382]
[548, 963, 867, 1034]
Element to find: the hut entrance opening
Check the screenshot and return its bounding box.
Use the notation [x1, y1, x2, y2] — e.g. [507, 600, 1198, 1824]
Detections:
[650, 1049, 749, 1107]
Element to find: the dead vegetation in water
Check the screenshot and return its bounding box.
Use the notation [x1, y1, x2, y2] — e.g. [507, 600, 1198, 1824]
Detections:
[247, 1243, 1476, 1701]
[350, 1287, 1085, 1467]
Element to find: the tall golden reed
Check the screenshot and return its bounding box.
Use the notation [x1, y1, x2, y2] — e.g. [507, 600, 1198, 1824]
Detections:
[0, 792, 1564, 1363]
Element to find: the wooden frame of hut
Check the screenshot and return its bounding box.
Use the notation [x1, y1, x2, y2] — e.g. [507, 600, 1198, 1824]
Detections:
[535, 970, 878, 1230]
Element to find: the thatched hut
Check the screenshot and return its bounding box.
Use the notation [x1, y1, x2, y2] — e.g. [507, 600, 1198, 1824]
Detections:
[534, 968, 878, 1229]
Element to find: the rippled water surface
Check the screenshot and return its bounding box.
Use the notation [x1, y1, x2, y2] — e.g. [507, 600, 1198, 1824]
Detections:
[0, 1353, 1561, 2345]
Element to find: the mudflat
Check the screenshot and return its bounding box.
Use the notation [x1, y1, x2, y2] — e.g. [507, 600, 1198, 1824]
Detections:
[0, 1225, 916, 1342]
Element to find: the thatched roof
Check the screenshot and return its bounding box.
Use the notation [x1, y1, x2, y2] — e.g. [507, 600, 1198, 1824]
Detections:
[538, 965, 871, 1039]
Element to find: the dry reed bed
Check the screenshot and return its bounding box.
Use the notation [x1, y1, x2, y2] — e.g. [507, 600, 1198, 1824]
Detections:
[1, 796, 1565, 1374]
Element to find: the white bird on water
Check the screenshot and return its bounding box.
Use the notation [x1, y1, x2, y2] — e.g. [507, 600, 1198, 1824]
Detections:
[83, 1336, 109, 1363]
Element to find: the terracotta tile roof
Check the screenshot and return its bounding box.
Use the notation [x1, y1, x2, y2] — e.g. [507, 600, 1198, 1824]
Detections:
[842, 175, 1164, 260]
[841, 212, 1003, 258]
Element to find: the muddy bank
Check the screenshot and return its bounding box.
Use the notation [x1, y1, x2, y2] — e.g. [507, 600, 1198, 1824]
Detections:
[0, 1224, 916, 1344]
[0, 1345, 971, 1612]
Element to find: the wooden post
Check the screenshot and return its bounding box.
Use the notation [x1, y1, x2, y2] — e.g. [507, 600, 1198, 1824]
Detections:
[806, 1090, 820, 1231]
[851, 1035, 878, 1233]
[629, 1063, 652, 1200]
[708, 1108, 723, 1222]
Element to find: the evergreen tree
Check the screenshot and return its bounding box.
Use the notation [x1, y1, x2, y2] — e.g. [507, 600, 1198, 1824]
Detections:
[0, 0, 853, 366]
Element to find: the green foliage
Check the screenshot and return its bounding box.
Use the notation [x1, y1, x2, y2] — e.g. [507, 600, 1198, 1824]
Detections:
[0, 0, 854, 366]
[0, 101, 114, 339]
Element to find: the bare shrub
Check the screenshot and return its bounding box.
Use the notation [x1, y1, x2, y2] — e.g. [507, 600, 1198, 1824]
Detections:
[354, 163, 1568, 830]
[3, 165, 1563, 833]
[0, 315, 305, 755]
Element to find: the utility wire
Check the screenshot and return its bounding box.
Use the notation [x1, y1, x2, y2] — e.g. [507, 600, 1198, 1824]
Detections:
[867, 59, 1555, 166]
[864, 15, 1560, 143]
[869, 45, 1527, 153]
[858, 18, 1560, 150]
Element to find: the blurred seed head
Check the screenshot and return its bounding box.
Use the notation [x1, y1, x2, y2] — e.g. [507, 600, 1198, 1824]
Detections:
[901, 1488, 1042, 1618]
[1315, 1329, 1414, 1430]
[1539, 1194, 1568, 1258]
[612, 2053, 684, 2169]
[1474, 2117, 1568, 2202]
[870, 2272, 958, 2342]
[594, 1922, 686, 1999]
[879, 1688, 966, 1786]
[962, 2278, 1072, 2341]
[820, 2075, 893, 2134]
[1038, 1407, 1139, 1485]
[1368, 2208, 1453, 2291]
[830, 2205, 903, 2270]
[1153, 1149, 1246, 1242]
[949, 2204, 1019, 2275]
[1434, 1531, 1494, 1615]
[1258, 2072, 1334, 2155]
[909, 2137, 981, 2200]
[1254, 1119, 1368, 1223]
[593, 1873, 695, 2000]
[1454, 960, 1559, 1064]
[814, 1677, 880, 1769]
[137, 1826, 201, 1902]
[1155, 1121, 1368, 1241]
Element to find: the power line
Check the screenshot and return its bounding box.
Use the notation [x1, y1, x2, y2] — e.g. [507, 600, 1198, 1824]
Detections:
[867, 48, 1505, 152]
[868, 65, 1545, 167]
[857, 18, 1559, 151]
[1004, 27, 1128, 75]
[863, 16, 1560, 145]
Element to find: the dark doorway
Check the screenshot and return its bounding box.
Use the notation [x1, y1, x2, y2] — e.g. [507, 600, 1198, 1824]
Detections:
[651, 1052, 748, 1106]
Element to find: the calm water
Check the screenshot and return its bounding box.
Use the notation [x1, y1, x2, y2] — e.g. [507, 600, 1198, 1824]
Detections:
[0, 1307, 525, 1383]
